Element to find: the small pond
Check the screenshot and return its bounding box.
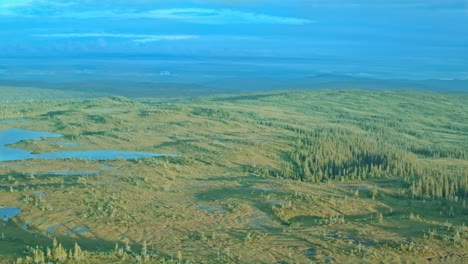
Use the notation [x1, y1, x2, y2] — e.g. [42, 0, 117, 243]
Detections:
[66, 225, 90, 237]
[196, 205, 226, 216]
[34, 171, 100, 176]
[0, 118, 28, 124]
[0, 207, 21, 222]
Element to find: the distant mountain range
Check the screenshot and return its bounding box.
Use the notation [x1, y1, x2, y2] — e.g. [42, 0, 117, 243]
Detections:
[0, 74, 466, 98]
[206, 74, 468, 92]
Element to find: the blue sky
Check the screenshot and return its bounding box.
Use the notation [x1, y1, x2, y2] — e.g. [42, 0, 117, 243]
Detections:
[0, 0, 467, 81]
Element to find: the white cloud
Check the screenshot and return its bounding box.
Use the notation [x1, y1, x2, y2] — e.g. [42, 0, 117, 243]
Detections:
[159, 71, 172, 76]
[34, 33, 200, 42]
[0, 0, 34, 9]
[55, 8, 312, 25]
[141, 8, 312, 24]
[0, 0, 32, 15]
[0, 0, 74, 13]
[133, 35, 200, 43]
[24, 70, 56, 75]
[1, 1, 312, 25]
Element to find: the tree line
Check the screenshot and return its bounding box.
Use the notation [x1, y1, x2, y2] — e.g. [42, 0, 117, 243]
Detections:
[247, 127, 467, 201]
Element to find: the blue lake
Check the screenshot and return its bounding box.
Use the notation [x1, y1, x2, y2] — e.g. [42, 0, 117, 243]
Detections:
[0, 128, 177, 162]
[0, 207, 21, 222]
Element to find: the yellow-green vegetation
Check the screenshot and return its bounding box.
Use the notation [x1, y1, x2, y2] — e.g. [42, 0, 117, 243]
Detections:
[0, 89, 467, 263]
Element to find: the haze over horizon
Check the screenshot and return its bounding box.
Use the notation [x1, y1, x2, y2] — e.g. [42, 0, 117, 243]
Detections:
[1, 0, 467, 84]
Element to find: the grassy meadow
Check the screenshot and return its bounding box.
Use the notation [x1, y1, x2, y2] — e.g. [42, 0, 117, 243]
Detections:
[0, 89, 466, 263]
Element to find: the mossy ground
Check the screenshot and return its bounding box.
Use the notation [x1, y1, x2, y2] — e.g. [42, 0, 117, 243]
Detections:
[0, 89, 466, 263]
